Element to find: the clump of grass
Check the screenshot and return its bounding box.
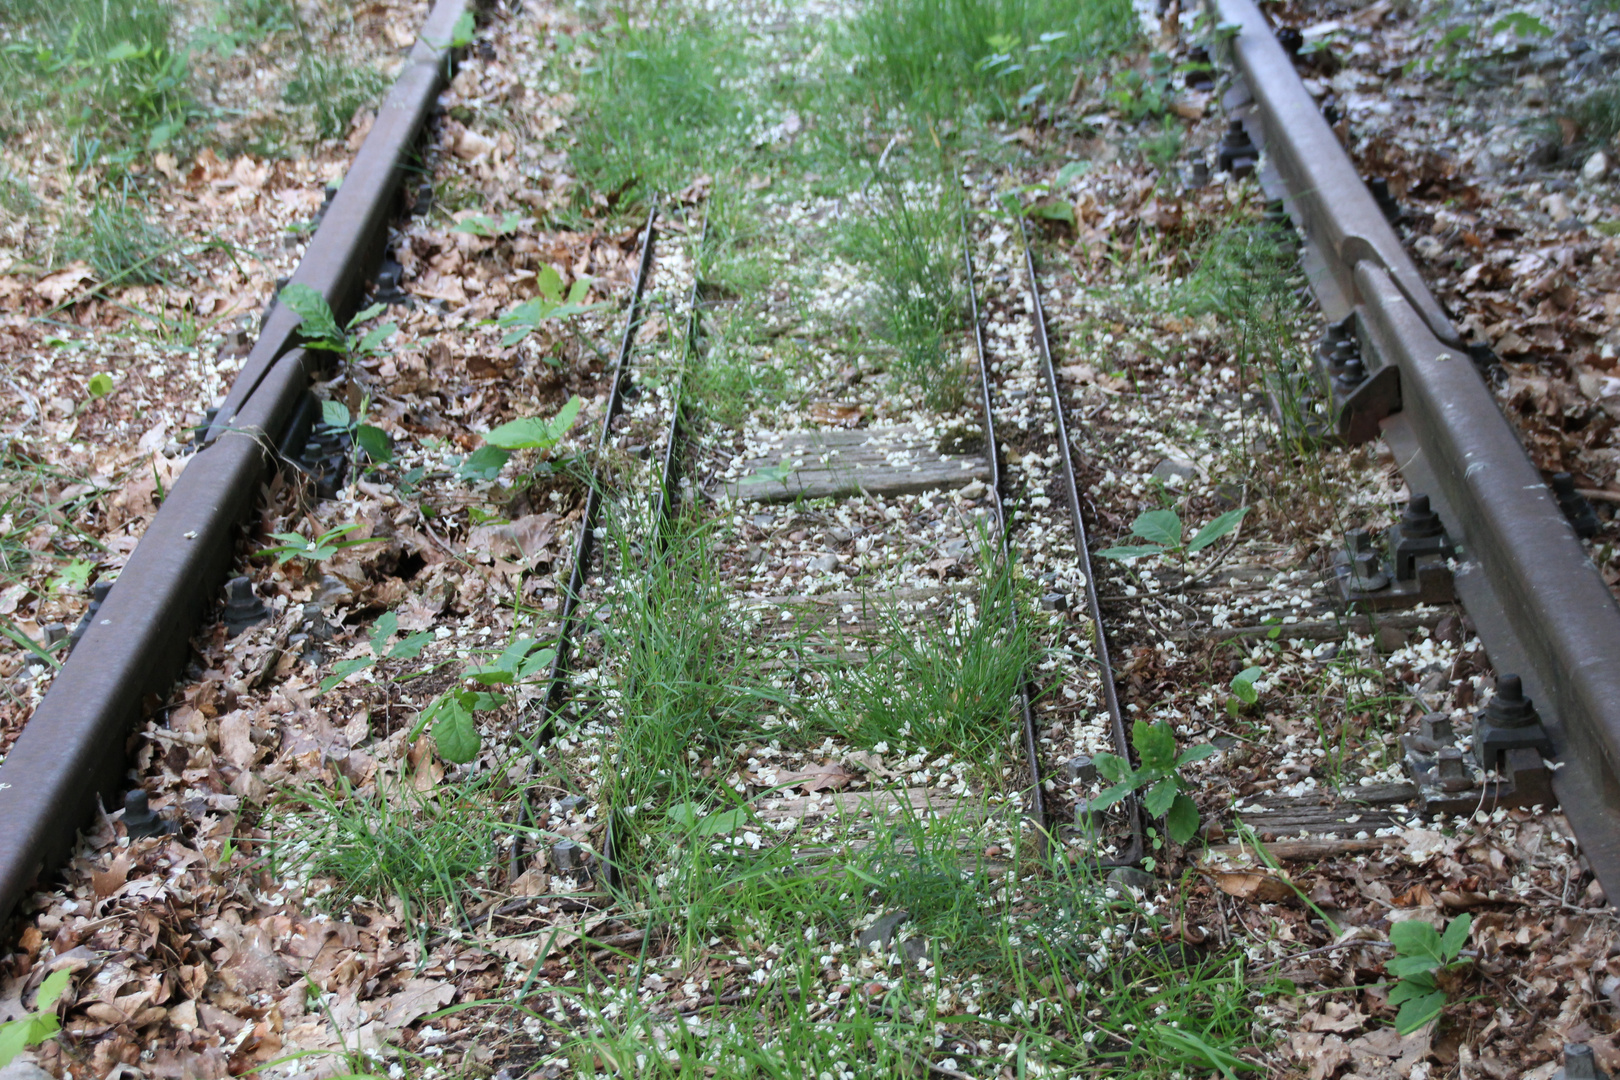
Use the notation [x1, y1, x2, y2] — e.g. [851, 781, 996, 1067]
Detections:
[0, 0, 193, 169]
[839, 178, 967, 411]
[1573, 79, 1620, 144]
[64, 194, 172, 285]
[569, 16, 751, 204]
[271, 774, 511, 928]
[283, 53, 389, 141]
[0, 170, 39, 217]
[847, 0, 1136, 119]
[809, 544, 1032, 771]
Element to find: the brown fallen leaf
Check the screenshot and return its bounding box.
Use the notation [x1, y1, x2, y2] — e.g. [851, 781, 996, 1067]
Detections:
[375, 978, 454, 1029]
[1208, 870, 1295, 903]
[774, 761, 856, 793]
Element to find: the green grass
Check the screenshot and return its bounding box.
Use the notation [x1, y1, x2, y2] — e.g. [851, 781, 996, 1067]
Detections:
[63, 193, 173, 285]
[1573, 78, 1620, 144]
[846, 0, 1137, 120]
[283, 53, 389, 141]
[807, 544, 1033, 773]
[569, 14, 753, 206]
[0, 0, 193, 170]
[838, 175, 968, 411]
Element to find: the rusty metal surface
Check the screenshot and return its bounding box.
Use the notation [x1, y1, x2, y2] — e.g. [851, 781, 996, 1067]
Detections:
[1214, 0, 1620, 897]
[0, 0, 470, 927]
[206, 0, 471, 443]
[0, 349, 312, 926]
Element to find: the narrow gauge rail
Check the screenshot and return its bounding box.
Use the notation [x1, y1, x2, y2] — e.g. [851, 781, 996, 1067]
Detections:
[1211, 0, 1620, 894]
[0, 0, 476, 926]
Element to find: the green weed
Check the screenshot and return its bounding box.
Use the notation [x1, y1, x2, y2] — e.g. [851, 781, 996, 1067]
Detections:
[64, 193, 172, 286]
[846, 0, 1136, 119]
[283, 53, 388, 140]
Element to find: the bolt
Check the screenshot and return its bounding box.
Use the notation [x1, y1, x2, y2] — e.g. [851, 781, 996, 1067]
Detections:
[1367, 176, 1402, 223]
[1435, 746, 1471, 791]
[1327, 339, 1360, 376]
[1217, 120, 1257, 173]
[123, 789, 164, 839]
[1350, 549, 1388, 591]
[1275, 25, 1303, 59]
[1482, 674, 1537, 729]
[552, 840, 581, 873]
[1186, 158, 1211, 187]
[42, 623, 67, 647]
[1063, 756, 1098, 785]
[1041, 592, 1069, 612]
[1332, 355, 1367, 395]
[1322, 101, 1342, 125]
[1399, 494, 1445, 540]
[224, 576, 270, 637]
[1559, 1043, 1608, 1080]
[1346, 527, 1374, 554]
[559, 795, 587, 814]
[1419, 713, 1455, 744]
[1551, 472, 1601, 539]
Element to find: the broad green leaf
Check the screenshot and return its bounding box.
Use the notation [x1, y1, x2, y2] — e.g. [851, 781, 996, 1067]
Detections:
[1230, 666, 1264, 705]
[746, 458, 794, 486]
[431, 694, 481, 764]
[1144, 777, 1179, 818]
[1394, 988, 1447, 1034]
[280, 284, 344, 349]
[1439, 913, 1471, 960]
[1092, 751, 1130, 784]
[0, 1011, 59, 1066]
[1387, 955, 1441, 979]
[695, 808, 749, 836]
[1487, 12, 1551, 37]
[35, 968, 72, 1009]
[1390, 919, 1442, 960]
[1026, 201, 1075, 226]
[105, 41, 142, 62]
[1131, 509, 1183, 549]
[565, 277, 592, 304]
[388, 631, 433, 661]
[449, 10, 475, 47]
[1177, 743, 1217, 766]
[369, 611, 399, 654]
[1094, 544, 1166, 561]
[356, 321, 397, 355]
[485, 396, 583, 451]
[319, 656, 374, 693]
[347, 302, 387, 327]
[320, 399, 351, 427]
[458, 445, 511, 482]
[1055, 161, 1089, 188]
[452, 214, 496, 236]
[666, 802, 699, 828]
[1090, 781, 1134, 810]
[87, 373, 114, 398]
[355, 423, 393, 464]
[536, 265, 564, 302]
[1133, 721, 1178, 772]
[1166, 793, 1200, 844]
[1187, 507, 1249, 553]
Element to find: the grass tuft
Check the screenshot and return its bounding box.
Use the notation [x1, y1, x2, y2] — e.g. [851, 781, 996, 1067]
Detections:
[283, 53, 389, 141]
[65, 194, 172, 285]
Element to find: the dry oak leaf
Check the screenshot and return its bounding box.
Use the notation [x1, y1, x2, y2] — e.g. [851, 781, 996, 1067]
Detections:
[1290, 1031, 1351, 1080]
[774, 761, 856, 793]
[376, 978, 455, 1029]
[1208, 870, 1295, 903]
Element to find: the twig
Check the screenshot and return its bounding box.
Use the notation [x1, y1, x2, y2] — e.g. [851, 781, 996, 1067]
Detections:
[1251, 939, 1392, 974]
[1577, 487, 1620, 505]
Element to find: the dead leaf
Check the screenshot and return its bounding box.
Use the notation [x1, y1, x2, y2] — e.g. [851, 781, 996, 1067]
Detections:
[773, 761, 855, 793]
[375, 979, 454, 1029]
[1290, 1031, 1351, 1080]
[1208, 870, 1295, 903]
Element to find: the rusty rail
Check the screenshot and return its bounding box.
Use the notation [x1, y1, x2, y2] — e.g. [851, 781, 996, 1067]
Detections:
[0, 0, 473, 928]
[1212, 0, 1620, 895]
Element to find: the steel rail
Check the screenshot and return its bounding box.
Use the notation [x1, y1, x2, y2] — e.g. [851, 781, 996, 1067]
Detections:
[1017, 218, 1143, 867]
[962, 215, 1049, 855]
[0, 0, 473, 929]
[1211, 0, 1620, 895]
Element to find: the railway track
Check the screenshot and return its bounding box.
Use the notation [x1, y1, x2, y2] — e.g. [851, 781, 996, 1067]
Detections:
[1, 0, 1617, 1071]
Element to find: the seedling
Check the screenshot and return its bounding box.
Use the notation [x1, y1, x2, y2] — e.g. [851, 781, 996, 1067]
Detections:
[257, 522, 380, 565]
[318, 610, 434, 694]
[320, 398, 393, 467]
[1386, 914, 1472, 1034]
[453, 210, 524, 237]
[1092, 721, 1214, 844]
[0, 967, 72, 1064]
[1095, 506, 1247, 567]
[412, 637, 554, 763]
[86, 373, 114, 398]
[279, 284, 397, 359]
[496, 266, 600, 346]
[458, 395, 583, 481]
[1227, 665, 1264, 716]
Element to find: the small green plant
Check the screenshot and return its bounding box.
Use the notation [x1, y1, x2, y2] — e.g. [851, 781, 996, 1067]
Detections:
[258, 522, 380, 565]
[1386, 914, 1472, 1034]
[1227, 664, 1264, 716]
[453, 210, 524, 238]
[0, 967, 72, 1065]
[457, 394, 583, 481]
[65, 195, 172, 286]
[283, 53, 387, 140]
[319, 398, 393, 467]
[1091, 721, 1214, 844]
[1096, 506, 1247, 566]
[318, 610, 434, 693]
[279, 284, 397, 359]
[414, 638, 554, 763]
[496, 267, 599, 346]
